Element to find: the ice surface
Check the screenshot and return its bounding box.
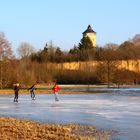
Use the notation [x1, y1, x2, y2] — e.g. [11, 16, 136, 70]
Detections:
[0, 90, 140, 140]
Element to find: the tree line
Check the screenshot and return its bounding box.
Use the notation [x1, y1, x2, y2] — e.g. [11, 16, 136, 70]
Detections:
[0, 32, 140, 88]
[30, 35, 140, 62]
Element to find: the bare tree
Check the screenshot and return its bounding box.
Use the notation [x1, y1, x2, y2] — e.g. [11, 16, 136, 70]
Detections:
[99, 44, 119, 87]
[132, 34, 140, 46]
[17, 42, 35, 59]
[0, 32, 13, 59]
[118, 41, 135, 60]
[0, 32, 14, 88]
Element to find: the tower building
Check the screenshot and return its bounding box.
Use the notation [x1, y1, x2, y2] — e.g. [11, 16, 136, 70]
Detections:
[83, 25, 96, 47]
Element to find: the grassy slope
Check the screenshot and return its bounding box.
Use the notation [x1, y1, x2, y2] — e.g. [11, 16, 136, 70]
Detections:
[0, 117, 111, 140]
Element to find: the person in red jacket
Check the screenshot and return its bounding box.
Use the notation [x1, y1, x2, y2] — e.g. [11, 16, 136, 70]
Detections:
[52, 83, 60, 101]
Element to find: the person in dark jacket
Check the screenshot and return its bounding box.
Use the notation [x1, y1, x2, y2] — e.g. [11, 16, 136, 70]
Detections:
[13, 83, 20, 102]
[28, 84, 37, 100]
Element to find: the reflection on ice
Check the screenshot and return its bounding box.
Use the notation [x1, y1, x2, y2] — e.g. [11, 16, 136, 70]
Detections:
[0, 90, 140, 140]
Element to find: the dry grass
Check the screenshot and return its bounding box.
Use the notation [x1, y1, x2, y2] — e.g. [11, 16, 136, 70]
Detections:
[0, 117, 112, 140]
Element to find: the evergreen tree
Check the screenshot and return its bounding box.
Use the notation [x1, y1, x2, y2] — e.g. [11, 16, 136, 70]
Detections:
[78, 36, 93, 50]
[55, 47, 63, 56]
[69, 45, 79, 54]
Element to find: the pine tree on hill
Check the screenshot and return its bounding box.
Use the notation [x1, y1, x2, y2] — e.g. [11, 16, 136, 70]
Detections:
[78, 36, 93, 50]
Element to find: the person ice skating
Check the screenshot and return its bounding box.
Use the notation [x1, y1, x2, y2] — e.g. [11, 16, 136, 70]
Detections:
[28, 84, 37, 100]
[13, 83, 19, 102]
[52, 83, 60, 101]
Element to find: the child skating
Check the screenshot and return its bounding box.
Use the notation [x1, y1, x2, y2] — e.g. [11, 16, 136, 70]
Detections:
[13, 83, 20, 102]
[52, 83, 60, 101]
[28, 84, 37, 100]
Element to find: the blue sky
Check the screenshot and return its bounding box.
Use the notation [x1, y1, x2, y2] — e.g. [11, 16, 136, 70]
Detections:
[0, 0, 140, 54]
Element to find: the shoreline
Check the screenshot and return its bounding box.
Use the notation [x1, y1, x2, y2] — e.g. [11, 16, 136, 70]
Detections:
[0, 89, 84, 94]
[0, 84, 140, 94]
[0, 117, 112, 140]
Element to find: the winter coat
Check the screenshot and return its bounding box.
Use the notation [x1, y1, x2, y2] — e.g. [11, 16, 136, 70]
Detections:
[52, 85, 60, 93]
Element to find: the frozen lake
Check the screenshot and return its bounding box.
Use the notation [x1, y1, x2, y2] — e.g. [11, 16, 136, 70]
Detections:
[0, 88, 140, 140]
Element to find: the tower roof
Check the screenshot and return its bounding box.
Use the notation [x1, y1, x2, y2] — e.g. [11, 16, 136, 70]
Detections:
[83, 25, 96, 34]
